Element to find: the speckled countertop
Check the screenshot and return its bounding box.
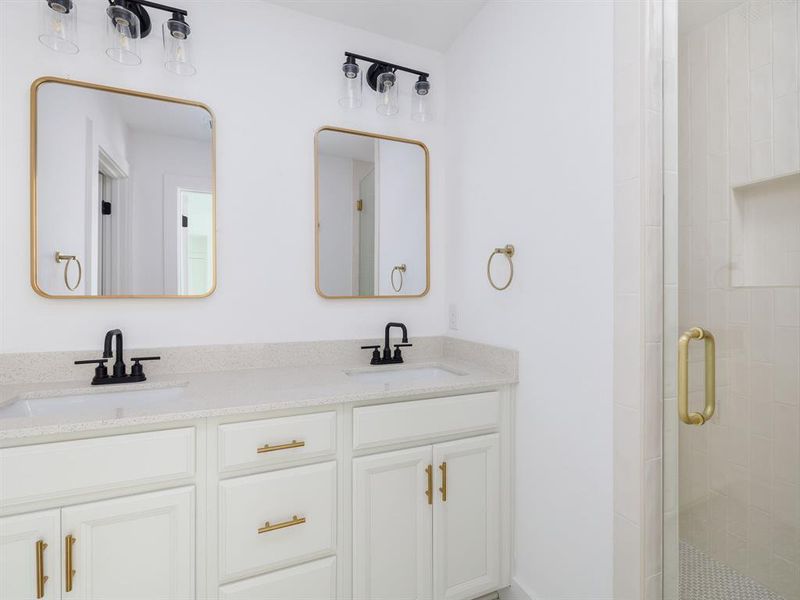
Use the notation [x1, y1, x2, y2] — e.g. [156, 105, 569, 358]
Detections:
[0, 337, 517, 441]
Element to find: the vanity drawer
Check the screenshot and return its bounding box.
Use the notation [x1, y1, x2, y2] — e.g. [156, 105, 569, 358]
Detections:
[0, 428, 195, 506]
[218, 461, 336, 581]
[218, 412, 336, 472]
[352, 391, 500, 450]
[219, 556, 336, 600]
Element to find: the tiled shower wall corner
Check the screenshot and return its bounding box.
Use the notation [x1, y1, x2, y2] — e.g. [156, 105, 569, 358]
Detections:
[672, 1, 800, 598]
[613, 0, 666, 598]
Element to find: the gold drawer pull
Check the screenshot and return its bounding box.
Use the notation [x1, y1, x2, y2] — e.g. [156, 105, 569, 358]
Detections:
[35, 540, 48, 599]
[425, 464, 433, 505]
[256, 439, 305, 454]
[439, 462, 447, 502]
[65, 534, 76, 592]
[258, 515, 306, 534]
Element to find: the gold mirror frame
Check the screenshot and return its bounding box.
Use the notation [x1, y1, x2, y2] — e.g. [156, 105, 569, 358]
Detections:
[314, 126, 430, 299]
[30, 76, 217, 299]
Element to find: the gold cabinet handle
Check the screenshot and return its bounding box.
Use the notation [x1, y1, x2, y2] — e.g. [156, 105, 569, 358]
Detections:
[258, 515, 306, 534]
[438, 462, 447, 502]
[65, 534, 76, 593]
[35, 540, 48, 599]
[425, 464, 433, 505]
[678, 327, 716, 425]
[256, 439, 305, 454]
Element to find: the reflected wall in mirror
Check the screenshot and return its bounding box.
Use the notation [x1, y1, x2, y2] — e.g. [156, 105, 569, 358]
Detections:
[31, 77, 216, 298]
[315, 127, 429, 298]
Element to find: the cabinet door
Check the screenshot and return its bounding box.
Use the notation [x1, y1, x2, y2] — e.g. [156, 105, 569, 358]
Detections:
[60, 486, 194, 600]
[0, 510, 60, 600]
[353, 446, 432, 600]
[433, 434, 500, 600]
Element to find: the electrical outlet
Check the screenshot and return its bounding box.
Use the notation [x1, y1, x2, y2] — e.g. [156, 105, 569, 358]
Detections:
[448, 304, 458, 330]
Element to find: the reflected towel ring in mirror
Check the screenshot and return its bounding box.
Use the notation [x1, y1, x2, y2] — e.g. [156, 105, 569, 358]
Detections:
[391, 264, 407, 292]
[487, 245, 515, 291]
[55, 251, 82, 291]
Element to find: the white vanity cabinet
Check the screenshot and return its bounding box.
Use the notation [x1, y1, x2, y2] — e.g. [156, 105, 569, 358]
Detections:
[0, 428, 197, 600]
[352, 446, 433, 600]
[60, 487, 195, 599]
[0, 387, 512, 600]
[0, 510, 61, 600]
[352, 435, 500, 600]
[0, 488, 194, 600]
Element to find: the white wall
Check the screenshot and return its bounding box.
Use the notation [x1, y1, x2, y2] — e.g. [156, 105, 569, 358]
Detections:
[445, 3, 614, 598]
[126, 130, 212, 294]
[376, 139, 427, 295]
[0, 0, 447, 352]
[318, 153, 355, 296]
[36, 82, 130, 295]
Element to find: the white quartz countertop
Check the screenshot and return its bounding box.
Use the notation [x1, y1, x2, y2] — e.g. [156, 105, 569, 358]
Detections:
[0, 358, 515, 441]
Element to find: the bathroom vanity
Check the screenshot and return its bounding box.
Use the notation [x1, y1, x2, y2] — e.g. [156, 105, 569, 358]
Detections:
[0, 340, 516, 600]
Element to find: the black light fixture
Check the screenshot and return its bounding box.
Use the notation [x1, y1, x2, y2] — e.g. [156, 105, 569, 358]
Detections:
[339, 52, 432, 121]
[39, 0, 195, 75]
[105, 0, 195, 74]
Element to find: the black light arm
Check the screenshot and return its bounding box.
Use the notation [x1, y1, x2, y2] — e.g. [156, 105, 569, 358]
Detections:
[112, 0, 187, 17]
[344, 52, 429, 79]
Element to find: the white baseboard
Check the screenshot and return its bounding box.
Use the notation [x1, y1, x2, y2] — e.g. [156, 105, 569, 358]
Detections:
[499, 579, 535, 600]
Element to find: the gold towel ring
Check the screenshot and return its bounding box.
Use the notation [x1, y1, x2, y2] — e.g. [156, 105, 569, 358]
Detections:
[55, 252, 83, 292]
[391, 264, 406, 292]
[487, 245, 515, 291]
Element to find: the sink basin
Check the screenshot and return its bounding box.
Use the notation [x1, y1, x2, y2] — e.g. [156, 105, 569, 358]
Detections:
[345, 365, 465, 385]
[0, 386, 187, 419]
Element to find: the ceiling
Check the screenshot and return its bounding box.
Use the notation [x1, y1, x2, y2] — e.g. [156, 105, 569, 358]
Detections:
[318, 130, 375, 162]
[110, 94, 212, 143]
[269, 0, 486, 52]
[679, 0, 743, 33]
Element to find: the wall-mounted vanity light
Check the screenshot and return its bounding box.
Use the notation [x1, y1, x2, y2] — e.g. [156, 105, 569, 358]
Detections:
[39, 0, 79, 54]
[338, 52, 431, 122]
[39, 0, 196, 76]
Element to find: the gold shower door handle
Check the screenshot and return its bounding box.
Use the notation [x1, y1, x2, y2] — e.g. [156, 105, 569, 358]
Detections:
[678, 327, 715, 425]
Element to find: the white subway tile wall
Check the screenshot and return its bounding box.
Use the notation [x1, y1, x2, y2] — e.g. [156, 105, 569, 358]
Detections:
[614, 0, 666, 597]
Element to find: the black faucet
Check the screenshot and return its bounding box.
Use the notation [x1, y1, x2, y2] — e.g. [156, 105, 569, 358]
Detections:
[103, 329, 126, 378]
[361, 322, 413, 365]
[75, 329, 160, 385]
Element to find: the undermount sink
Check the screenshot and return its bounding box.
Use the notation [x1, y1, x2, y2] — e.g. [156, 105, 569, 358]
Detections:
[0, 385, 187, 419]
[345, 365, 466, 385]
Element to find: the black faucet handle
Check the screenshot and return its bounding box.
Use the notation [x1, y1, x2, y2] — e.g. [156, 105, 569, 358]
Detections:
[74, 358, 108, 365]
[360, 345, 381, 365]
[392, 343, 413, 362]
[74, 358, 109, 382]
[130, 356, 160, 378]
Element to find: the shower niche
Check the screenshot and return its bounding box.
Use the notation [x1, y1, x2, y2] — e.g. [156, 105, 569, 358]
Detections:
[730, 171, 800, 287]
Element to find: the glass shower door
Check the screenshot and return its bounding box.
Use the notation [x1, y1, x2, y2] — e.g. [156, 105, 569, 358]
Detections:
[665, 1, 800, 599]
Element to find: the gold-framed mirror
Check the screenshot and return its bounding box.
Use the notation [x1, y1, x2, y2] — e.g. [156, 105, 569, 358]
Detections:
[315, 126, 430, 298]
[30, 77, 217, 298]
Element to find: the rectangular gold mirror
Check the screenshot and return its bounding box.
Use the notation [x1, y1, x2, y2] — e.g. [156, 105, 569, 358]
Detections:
[315, 127, 429, 298]
[31, 77, 216, 298]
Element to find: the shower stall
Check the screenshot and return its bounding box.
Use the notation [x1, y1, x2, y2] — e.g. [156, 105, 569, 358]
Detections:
[665, 1, 800, 598]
